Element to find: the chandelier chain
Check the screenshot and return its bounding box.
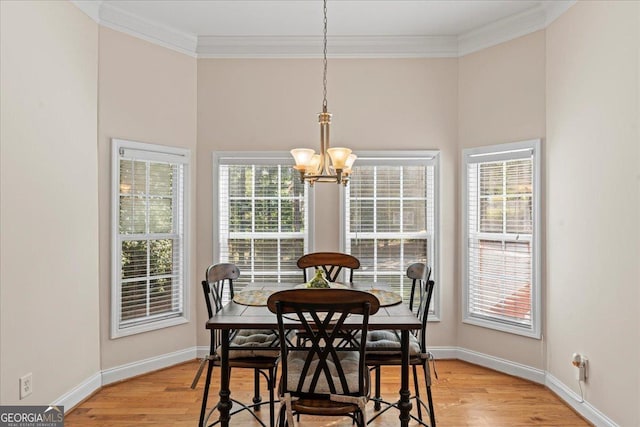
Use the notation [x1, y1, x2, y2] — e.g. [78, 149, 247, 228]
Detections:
[290, 0, 354, 186]
[322, 0, 328, 110]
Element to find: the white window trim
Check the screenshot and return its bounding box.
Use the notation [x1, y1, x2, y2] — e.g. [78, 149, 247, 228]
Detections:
[340, 150, 441, 321]
[461, 139, 541, 338]
[212, 151, 315, 265]
[111, 138, 190, 339]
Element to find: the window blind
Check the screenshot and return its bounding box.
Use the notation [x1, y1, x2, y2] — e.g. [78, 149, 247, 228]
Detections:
[113, 140, 189, 337]
[464, 141, 539, 336]
[217, 158, 309, 288]
[345, 155, 437, 312]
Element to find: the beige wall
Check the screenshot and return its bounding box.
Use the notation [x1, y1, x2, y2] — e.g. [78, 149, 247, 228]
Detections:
[98, 28, 198, 369]
[196, 58, 459, 346]
[0, 1, 100, 403]
[458, 31, 547, 369]
[546, 2, 640, 425]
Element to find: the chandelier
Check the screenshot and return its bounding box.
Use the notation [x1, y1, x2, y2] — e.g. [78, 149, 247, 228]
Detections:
[290, 0, 356, 186]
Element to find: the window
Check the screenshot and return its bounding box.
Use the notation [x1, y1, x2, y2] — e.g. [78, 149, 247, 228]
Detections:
[343, 152, 439, 317]
[463, 140, 541, 338]
[215, 153, 310, 287]
[111, 139, 190, 338]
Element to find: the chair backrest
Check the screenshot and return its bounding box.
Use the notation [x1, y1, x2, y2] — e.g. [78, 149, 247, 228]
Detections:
[201, 263, 240, 317]
[297, 252, 361, 282]
[267, 289, 379, 397]
[406, 263, 435, 352]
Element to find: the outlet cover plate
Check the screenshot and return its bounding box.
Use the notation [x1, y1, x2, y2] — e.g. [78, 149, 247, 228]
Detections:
[20, 373, 32, 399]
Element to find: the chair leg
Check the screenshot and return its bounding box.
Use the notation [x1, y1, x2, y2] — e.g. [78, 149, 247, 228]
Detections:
[374, 366, 381, 411]
[427, 384, 436, 427]
[422, 362, 436, 427]
[269, 367, 275, 427]
[253, 369, 262, 409]
[198, 358, 215, 427]
[191, 357, 208, 389]
[412, 365, 423, 421]
[278, 405, 287, 427]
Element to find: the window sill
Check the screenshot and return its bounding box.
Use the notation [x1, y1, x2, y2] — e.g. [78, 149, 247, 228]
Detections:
[111, 316, 189, 339]
[462, 316, 541, 339]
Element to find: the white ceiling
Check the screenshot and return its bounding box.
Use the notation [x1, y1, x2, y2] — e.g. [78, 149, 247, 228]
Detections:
[73, 0, 575, 57]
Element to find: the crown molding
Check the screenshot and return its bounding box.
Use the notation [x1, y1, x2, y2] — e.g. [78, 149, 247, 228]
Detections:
[458, 0, 576, 56]
[71, 1, 198, 57]
[99, 2, 197, 57]
[70, 0, 102, 23]
[542, 0, 578, 26]
[197, 35, 458, 59]
[458, 4, 546, 56]
[70, 1, 576, 58]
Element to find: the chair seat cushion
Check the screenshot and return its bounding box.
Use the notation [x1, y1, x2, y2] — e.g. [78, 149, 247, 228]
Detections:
[286, 350, 361, 395]
[364, 330, 421, 356]
[216, 329, 280, 359]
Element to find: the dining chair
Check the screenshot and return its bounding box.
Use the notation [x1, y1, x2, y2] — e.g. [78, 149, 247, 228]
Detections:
[297, 252, 360, 283]
[192, 263, 279, 427]
[365, 263, 437, 427]
[267, 289, 380, 427]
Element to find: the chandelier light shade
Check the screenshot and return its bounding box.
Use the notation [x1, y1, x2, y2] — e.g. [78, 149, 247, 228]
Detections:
[290, 0, 356, 186]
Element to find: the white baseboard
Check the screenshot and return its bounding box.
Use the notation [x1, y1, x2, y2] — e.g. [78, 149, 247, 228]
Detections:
[102, 346, 198, 385]
[428, 346, 459, 360]
[546, 374, 618, 427]
[455, 347, 546, 384]
[428, 346, 618, 427]
[53, 371, 102, 410]
[196, 345, 209, 359]
[429, 346, 545, 383]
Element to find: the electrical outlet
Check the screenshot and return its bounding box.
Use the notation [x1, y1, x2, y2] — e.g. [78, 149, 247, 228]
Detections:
[571, 353, 588, 382]
[578, 358, 588, 382]
[576, 363, 587, 382]
[20, 373, 32, 399]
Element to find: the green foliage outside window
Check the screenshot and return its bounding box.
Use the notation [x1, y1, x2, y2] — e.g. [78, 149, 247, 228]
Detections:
[119, 159, 180, 321]
[221, 163, 306, 285]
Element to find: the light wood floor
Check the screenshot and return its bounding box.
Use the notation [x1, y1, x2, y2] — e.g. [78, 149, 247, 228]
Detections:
[65, 359, 590, 426]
